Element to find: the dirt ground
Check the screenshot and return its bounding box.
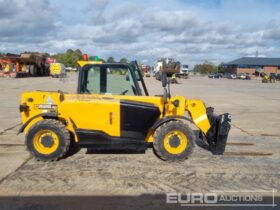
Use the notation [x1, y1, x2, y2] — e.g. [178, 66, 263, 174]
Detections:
[0, 74, 279, 209]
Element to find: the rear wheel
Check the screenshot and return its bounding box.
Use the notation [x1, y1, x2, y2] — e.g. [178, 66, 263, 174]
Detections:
[153, 121, 194, 161]
[26, 119, 70, 161]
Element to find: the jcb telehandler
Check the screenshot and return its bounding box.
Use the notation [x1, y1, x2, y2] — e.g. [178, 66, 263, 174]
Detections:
[19, 59, 231, 161]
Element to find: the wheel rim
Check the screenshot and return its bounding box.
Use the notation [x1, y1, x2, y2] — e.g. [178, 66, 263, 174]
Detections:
[33, 130, 59, 155]
[163, 130, 188, 155]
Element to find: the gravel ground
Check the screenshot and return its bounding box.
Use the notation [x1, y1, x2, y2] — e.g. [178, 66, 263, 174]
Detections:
[0, 74, 279, 209]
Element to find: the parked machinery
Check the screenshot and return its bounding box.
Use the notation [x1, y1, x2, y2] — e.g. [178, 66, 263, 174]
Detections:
[154, 58, 181, 81]
[262, 73, 276, 83]
[19, 57, 231, 162]
[50, 63, 66, 78]
[6, 53, 49, 77]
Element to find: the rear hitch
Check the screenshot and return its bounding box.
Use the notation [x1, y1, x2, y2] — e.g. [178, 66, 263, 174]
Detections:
[205, 107, 232, 155]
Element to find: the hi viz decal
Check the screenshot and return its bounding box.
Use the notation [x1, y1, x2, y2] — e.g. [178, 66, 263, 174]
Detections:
[46, 96, 54, 104]
[36, 96, 57, 110]
[193, 114, 208, 124]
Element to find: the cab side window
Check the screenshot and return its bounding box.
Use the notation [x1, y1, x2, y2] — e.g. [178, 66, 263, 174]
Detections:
[85, 66, 136, 95]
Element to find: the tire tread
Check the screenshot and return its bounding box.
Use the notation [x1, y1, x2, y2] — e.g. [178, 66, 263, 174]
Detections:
[26, 119, 70, 161]
[153, 121, 195, 161]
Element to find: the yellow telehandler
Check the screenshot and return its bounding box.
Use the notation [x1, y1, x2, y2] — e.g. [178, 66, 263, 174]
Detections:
[19, 58, 231, 161]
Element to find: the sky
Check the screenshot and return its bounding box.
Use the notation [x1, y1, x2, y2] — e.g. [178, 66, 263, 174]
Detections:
[0, 0, 280, 67]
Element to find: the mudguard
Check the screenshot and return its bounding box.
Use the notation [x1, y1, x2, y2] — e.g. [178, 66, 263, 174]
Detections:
[18, 112, 57, 134]
[151, 115, 192, 130]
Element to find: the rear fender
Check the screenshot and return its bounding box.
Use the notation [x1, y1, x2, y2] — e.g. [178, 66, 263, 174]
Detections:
[18, 113, 78, 142]
[18, 112, 57, 134]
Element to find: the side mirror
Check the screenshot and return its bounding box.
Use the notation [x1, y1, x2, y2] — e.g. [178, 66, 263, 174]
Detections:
[162, 72, 167, 87]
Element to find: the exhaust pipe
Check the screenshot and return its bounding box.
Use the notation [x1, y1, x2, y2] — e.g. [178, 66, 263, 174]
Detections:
[205, 107, 232, 155]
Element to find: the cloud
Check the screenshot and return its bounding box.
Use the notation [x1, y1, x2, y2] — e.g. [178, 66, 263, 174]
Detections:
[87, 0, 109, 24]
[262, 20, 280, 40]
[142, 9, 198, 33]
[1, 0, 280, 67]
[0, 0, 56, 41]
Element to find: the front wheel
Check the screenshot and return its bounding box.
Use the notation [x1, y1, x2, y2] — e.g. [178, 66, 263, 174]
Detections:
[26, 119, 70, 161]
[153, 121, 195, 161]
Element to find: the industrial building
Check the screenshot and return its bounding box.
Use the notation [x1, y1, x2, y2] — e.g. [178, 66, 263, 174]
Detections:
[224, 57, 280, 76]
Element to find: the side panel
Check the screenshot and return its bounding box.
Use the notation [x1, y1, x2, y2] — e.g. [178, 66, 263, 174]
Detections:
[60, 98, 121, 137]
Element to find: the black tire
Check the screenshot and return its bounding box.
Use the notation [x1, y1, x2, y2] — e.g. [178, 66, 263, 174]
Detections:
[153, 121, 195, 161]
[26, 119, 70, 161]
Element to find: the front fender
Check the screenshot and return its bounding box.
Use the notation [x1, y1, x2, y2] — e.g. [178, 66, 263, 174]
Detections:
[151, 115, 192, 130]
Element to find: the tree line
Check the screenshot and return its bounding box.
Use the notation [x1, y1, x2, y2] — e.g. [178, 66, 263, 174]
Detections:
[193, 61, 225, 74]
[51, 49, 130, 67]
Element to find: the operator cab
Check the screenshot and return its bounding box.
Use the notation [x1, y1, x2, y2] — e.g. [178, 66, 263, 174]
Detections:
[77, 61, 149, 96]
